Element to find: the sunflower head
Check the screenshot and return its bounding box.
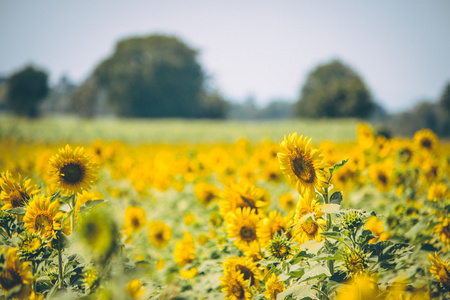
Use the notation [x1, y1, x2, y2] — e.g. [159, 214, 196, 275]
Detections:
[339, 210, 365, 232]
[264, 273, 285, 300]
[0, 247, 33, 299]
[173, 232, 196, 268]
[428, 252, 450, 292]
[49, 145, 98, 195]
[125, 279, 146, 299]
[148, 220, 172, 249]
[23, 194, 64, 239]
[223, 256, 261, 289]
[124, 205, 147, 237]
[344, 250, 367, 275]
[226, 207, 261, 251]
[19, 232, 45, 256]
[0, 171, 40, 210]
[220, 267, 252, 300]
[435, 218, 450, 245]
[414, 129, 438, 152]
[268, 235, 291, 261]
[278, 133, 328, 196]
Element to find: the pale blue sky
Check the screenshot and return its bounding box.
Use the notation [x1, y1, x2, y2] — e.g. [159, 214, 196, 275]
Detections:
[1, 0, 449, 112]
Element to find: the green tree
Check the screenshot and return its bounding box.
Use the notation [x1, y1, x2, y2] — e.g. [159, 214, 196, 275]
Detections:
[6, 66, 49, 118]
[294, 60, 374, 118]
[93, 34, 206, 118]
[439, 81, 450, 115]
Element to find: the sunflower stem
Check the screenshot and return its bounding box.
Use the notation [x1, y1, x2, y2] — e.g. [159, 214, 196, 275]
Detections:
[71, 195, 76, 233]
[57, 231, 63, 289]
[323, 187, 334, 276]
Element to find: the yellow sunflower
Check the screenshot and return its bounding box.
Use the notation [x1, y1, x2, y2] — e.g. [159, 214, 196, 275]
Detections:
[125, 279, 146, 299]
[264, 273, 285, 300]
[49, 145, 98, 195]
[336, 273, 379, 300]
[435, 218, 450, 245]
[23, 194, 64, 239]
[19, 232, 44, 255]
[226, 207, 261, 251]
[74, 190, 103, 218]
[0, 171, 40, 210]
[220, 182, 269, 217]
[256, 210, 292, 247]
[277, 133, 328, 196]
[173, 232, 195, 268]
[427, 182, 448, 202]
[278, 193, 296, 212]
[220, 268, 252, 300]
[194, 181, 220, 206]
[428, 252, 450, 292]
[414, 128, 438, 152]
[0, 247, 33, 299]
[368, 160, 395, 193]
[223, 256, 261, 289]
[365, 216, 391, 244]
[148, 220, 172, 249]
[124, 206, 147, 236]
[344, 250, 367, 275]
[357, 123, 375, 150]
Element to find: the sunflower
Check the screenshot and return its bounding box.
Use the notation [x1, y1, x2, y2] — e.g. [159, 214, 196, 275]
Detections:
[413, 128, 438, 152]
[243, 243, 264, 263]
[223, 256, 261, 289]
[336, 274, 379, 300]
[277, 133, 328, 196]
[173, 232, 195, 268]
[368, 160, 395, 193]
[428, 252, 450, 292]
[49, 145, 98, 195]
[365, 216, 391, 244]
[148, 220, 172, 249]
[226, 207, 261, 251]
[344, 250, 367, 275]
[220, 268, 252, 300]
[357, 123, 375, 150]
[0, 247, 33, 299]
[435, 218, 450, 245]
[180, 267, 198, 279]
[194, 181, 220, 206]
[264, 273, 285, 300]
[19, 232, 44, 255]
[256, 210, 292, 247]
[124, 206, 147, 237]
[293, 214, 326, 244]
[278, 193, 296, 212]
[74, 190, 103, 218]
[125, 279, 146, 299]
[427, 182, 448, 202]
[0, 171, 40, 210]
[220, 182, 269, 217]
[267, 235, 291, 261]
[23, 194, 64, 239]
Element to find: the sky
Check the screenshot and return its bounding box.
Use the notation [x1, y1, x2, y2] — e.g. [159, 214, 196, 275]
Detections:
[1, 1, 450, 112]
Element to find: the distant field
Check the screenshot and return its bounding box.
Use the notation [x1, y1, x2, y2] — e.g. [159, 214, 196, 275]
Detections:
[0, 115, 359, 144]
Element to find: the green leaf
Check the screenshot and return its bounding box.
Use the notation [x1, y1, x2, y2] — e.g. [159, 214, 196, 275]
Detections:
[5, 207, 26, 216]
[330, 191, 343, 204]
[321, 231, 345, 243]
[299, 264, 331, 283]
[50, 190, 62, 201]
[59, 194, 75, 205]
[312, 251, 344, 262]
[321, 203, 341, 214]
[288, 268, 305, 278]
[299, 240, 325, 254]
[329, 158, 349, 178]
[79, 199, 106, 213]
[277, 283, 311, 300]
[6, 284, 22, 300]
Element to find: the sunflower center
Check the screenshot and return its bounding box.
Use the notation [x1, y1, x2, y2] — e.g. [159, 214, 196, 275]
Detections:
[421, 138, 432, 149]
[301, 221, 318, 235]
[204, 192, 214, 204]
[240, 226, 256, 242]
[239, 195, 256, 210]
[236, 265, 255, 286]
[292, 155, 315, 183]
[0, 268, 22, 291]
[377, 173, 388, 185]
[34, 213, 53, 234]
[10, 190, 27, 208]
[230, 280, 245, 298]
[60, 163, 84, 184]
[271, 285, 284, 298]
[131, 216, 141, 229]
[155, 231, 164, 241]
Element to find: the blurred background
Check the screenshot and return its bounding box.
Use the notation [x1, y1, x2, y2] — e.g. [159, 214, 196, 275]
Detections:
[1, 0, 449, 138]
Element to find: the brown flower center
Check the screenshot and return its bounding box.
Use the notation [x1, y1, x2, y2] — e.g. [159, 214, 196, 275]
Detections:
[236, 265, 255, 286]
[421, 138, 432, 149]
[292, 155, 315, 183]
[301, 221, 318, 235]
[60, 163, 85, 184]
[34, 213, 53, 235]
[0, 268, 22, 291]
[230, 279, 245, 298]
[240, 226, 256, 242]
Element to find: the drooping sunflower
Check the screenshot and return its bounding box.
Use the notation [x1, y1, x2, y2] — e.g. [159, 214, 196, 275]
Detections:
[173, 231, 195, 268]
[220, 268, 252, 300]
[435, 218, 450, 245]
[220, 182, 269, 217]
[226, 207, 261, 251]
[413, 128, 438, 152]
[49, 145, 98, 195]
[256, 210, 292, 247]
[148, 220, 172, 249]
[0, 171, 40, 210]
[264, 273, 285, 300]
[223, 256, 261, 289]
[277, 133, 328, 196]
[428, 252, 450, 292]
[124, 206, 147, 237]
[0, 247, 33, 299]
[23, 194, 64, 239]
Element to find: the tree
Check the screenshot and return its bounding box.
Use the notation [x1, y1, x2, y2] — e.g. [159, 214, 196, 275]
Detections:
[93, 34, 207, 118]
[6, 66, 49, 118]
[439, 81, 450, 115]
[294, 60, 374, 119]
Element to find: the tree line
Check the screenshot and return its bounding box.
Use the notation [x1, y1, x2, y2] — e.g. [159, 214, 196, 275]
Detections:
[1, 33, 449, 135]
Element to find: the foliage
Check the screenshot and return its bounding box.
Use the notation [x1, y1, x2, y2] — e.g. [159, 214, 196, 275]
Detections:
[294, 60, 375, 119]
[439, 81, 450, 115]
[5, 65, 49, 118]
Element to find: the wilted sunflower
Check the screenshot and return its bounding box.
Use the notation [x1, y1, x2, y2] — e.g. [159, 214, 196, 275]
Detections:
[428, 252, 450, 292]
[435, 218, 450, 245]
[278, 133, 328, 196]
[23, 194, 64, 239]
[173, 231, 195, 267]
[148, 220, 172, 249]
[220, 268, 252, 300]
[0, 171, 40, 210]
[264, 273, 285, 300]
[0, 247, 33, 299]
[413, 128, 438, 152]
[124, 206, 147, 237]
[226, 207, 261, 251]
[49, 145, 98, 195]
[223, 256, 261, 289]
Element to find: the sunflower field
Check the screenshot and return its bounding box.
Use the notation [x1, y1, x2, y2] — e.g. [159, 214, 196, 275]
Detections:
[0, 122, 449, 300]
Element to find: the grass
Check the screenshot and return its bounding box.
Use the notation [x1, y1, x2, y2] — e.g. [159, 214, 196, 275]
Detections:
[0, 115, 360, 144]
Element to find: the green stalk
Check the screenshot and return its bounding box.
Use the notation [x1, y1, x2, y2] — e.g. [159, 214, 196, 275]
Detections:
[71, 195, 76, 233]
[323, 187, 334, 276]
[57, 232, 63, 289]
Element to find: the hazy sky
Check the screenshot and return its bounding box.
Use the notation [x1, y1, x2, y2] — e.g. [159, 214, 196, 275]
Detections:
[1, 1, 450, 112]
